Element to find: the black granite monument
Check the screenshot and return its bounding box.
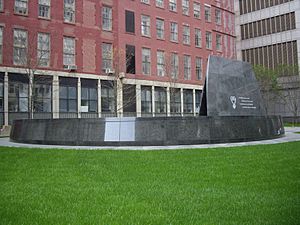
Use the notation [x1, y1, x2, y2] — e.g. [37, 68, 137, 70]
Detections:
[10, 56, 284, 146]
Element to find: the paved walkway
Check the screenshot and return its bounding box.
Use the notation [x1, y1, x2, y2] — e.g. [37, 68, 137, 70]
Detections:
[0, 127, 300, 151]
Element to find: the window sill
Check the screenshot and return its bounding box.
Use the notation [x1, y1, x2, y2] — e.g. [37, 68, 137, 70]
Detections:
[102, 29, 113, 32]
[14, 12, 28, 17]
[125, 31, 135, 35]
[157, 37, 165, 41]
[156, 5, 164, 9]
[141, 35, 151, 39]
[169, 10, 177, 13]
[38, 16, 51, 21]
[170, 40, 178, 44]
[63, 21, 76, 26]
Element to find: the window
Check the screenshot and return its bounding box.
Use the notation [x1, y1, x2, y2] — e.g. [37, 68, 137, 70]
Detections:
[39, 0, 50, 18]
[141, 86, 152, 114]
[195, 90, 201, 113]
[37, 33, 50, 67]
[102, 43, 113, 71]
[126, 45, 136, 74]
[101, 81, 115, 113]
[171, 53, 178, 79]
[195, 57, 202, 80]
[216, 34, 222, 51]
[13, 29, 27, 66]
[205, 31, 212, 49]
[81, 79, 97, 113]
[155, 87, 167, 114]
[141, 15, 151, 36]
[0, 79, 3, 120]
[0, 0, 3, 11]
[215, 9, 221, 25]
[157, 50, 165, 76]
[0, 27, 2, 63]
[59, 83, 77, 113]
[169, 0, 177, 11]
[170, 88, 181, 114]
[195, 28, 201, 47]
[156, 18, 164, 39]
[184, 55, 191, 80]
[102, 6, 112, 31]
[64, 0, 75, 23]
[183, 89, 193, 114]
[33, 76, 52, 113]
[170, 22, 178, 42]
[204, 5, 211, 22]
[125, 10, 135, 33]
[63, 37, 75, 66]
[14, 0, 28, 15]
[142, 48, 151, 75]
[8, 76, 29, 112]
[156, 0, 164, 7]
[141, 0, 150, 4]
[182, 0, 189, 15]
[193, 2, 200, 19]
[183, 25, 190, 45]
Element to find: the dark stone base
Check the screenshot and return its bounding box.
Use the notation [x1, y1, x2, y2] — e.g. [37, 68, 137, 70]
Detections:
[10, 116, 284, 146]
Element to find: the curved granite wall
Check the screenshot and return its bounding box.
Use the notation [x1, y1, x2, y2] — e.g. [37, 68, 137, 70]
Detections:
[10, 116, 284, 146]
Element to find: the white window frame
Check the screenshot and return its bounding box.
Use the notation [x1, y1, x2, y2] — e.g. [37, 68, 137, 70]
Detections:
[206, 31, 212, 49]
[0, 0, 4, 12]
[37, 33, 50, 67]
[13, 29, 27, 66]
[64, 0, 75, 23]
[0, 27, 3, 63]
[182, 0, 189, 16]
[157, 50, 165, 76]
[204, 5, 211, 22]
[141, 15, 151, 37]
[63, 37, 75, 66]
[156, 18, 164, 39]
[184, 55, 191, 80]
[170, 22, 178, 42]
[142, 48, 151, 75]
[215, 9, 221, 25]
[39, 0, 51, 19]
[216, 34, 222, 51]
[195, 57, 202, 80]
[183, 25, 190, 45]
[193, 2, 200, 19]
[102, 6, 112, 31]
[169, 0, 177, 12]
[14, 0, 28, 15]
[102, 43, 113, 71]
[156, 0, 164, 8]
[195, 28, 201, 47]
[171, 53, 179, 79]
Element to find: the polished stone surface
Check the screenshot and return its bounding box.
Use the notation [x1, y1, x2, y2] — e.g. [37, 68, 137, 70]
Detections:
[10, 116, 284, 146]
[204, 56, 266, 116]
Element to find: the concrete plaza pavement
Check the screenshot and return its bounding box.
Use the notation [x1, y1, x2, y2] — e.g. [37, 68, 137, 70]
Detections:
[0, 127, 299, 151]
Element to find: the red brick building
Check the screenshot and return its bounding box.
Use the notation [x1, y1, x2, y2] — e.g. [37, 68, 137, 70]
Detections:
[0, 0, 236, 126]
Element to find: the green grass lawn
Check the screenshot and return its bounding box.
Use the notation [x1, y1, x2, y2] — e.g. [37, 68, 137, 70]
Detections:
[0, 142, 299, 225]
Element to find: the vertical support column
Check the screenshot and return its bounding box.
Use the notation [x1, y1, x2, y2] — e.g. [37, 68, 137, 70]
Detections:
[29, 71, 33, 119]
[117, 79, 123, 117]
[136, 84, 141, 117]
[4, 72, 8, 125]
[180, 88, 184, 117]
[152, 86, 155, 117]
[98, 79, 101, 118]
[193, 89, 196, 116]
[77, 77, 81, 118]
[52, 75, 59, 119]
[167, 87, 170, 117]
